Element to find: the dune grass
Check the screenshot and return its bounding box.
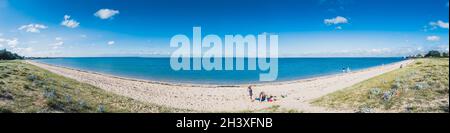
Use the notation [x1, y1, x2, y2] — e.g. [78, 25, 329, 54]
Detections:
[237, 105, 302, 113]
[0, 60, 190, 113]
[312, 58, 449, 113]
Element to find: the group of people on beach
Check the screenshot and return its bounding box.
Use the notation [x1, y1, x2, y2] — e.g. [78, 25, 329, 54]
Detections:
[247, 85, 276, 102]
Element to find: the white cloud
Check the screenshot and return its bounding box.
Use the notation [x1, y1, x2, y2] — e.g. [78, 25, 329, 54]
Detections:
[53, 41, 64, 46]
[287, 45, 450, 57]
[0, 37, 19, 48]
[426, 36, 441, 41]
[8, 47, 34, 57]
[429, 20, 449, 29]
[51, 41, 64, 49]
[61, 15, 80, 28]
[94, 9, 120, 19]
[25, 47, 33, 53]
[324, 16, 348, 25]
[107, 41, 115, 45]
[55, 37, 63, 41]
[436, 45, 449, 52]
[8, 38, 18, 48]
[18, 24, 48, 33]
[15, 47, 33, 53]
[335, 26, 343, 30]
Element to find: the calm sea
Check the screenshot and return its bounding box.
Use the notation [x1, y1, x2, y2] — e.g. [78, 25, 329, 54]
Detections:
[35, 57, 404, 85]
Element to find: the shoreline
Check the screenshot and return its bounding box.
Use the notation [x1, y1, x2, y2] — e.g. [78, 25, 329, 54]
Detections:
[26, 59, 413, 112]
[27, 59, 407, 87]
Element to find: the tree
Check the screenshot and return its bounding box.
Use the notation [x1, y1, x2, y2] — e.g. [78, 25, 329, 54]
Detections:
[443, 52, 449, 58]
[0, 49, 24, 60]
[425, 50, 441, 58]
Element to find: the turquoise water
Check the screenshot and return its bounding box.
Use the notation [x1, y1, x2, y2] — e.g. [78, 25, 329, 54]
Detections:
[35, 57, 404, 85]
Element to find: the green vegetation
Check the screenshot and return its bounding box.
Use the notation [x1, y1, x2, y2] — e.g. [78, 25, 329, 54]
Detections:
[258, 105, 301, 113]
[313, 58, 449, 113]
[409, 50, 449, 58]
[237, 105, 302, 113]
[0, 60, 189, 113]
[425, 50, 448, 58]
[0, 49, 24, 60]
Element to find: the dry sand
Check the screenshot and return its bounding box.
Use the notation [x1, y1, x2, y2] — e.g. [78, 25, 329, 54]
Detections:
[27, 59, 413, 113]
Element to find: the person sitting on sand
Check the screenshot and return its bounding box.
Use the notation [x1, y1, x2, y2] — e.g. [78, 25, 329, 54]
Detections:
[258, 91, 267, 102]
[247, 85, 253, 100]
[267, 95, 276, 102]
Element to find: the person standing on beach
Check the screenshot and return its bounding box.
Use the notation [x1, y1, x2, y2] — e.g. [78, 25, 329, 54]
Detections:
[248, 85, 253, 101]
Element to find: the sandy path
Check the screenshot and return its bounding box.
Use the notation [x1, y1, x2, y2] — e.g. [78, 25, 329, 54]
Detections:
[27, 59, 413, 113]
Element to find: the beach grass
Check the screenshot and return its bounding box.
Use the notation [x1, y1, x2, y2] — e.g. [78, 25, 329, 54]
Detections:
[312, 58, 449, 113]
[259, 105, 302, 113]
[0, 60, 190, 113]
[236, 105, 302, 113]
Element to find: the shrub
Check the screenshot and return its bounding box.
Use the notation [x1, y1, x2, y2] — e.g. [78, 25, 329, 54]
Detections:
[383, 91, 394, 102]
[357, 105, 373, 113]
[368, 88, 381, 99]
[287, 109, 299, 113]
[43, 88, 62, 110]
[62, 83, 68, 89]
[65, 94, 72, 103]
[0, 90, 14, 100]
[46, 98, 63, 111]
[391, 81, 402, 90]
[0, 108, 13, 113]
[26, 74, 38, 82]
[43, 88, 57, 99]
[23, 84, 32, 90]
[414, 82, 428, 90]
[79, 100, 88, 109]
[441, 105, 449, 113]
[97, 105, 106, 113]
[32, 80, 46, 87]
[1, 73, 9, 78]
[405, 105, 416, 113]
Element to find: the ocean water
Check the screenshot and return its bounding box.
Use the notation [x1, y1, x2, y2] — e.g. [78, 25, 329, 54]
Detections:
[35, 57, 404, 85]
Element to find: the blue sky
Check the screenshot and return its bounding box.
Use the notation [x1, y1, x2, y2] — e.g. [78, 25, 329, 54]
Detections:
[0, 0, 448, 57]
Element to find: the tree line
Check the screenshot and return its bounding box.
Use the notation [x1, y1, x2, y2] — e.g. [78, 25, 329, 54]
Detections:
[1, 49, 448, 60]
[0, 49, 24, 60]
[408, 50, 449, 58]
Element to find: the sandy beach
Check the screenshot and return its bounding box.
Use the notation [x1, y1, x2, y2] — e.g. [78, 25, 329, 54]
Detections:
[27, 59, 413, 113]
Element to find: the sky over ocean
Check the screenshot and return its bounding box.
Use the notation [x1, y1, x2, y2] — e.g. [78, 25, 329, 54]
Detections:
[0, 0, 448, 57]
